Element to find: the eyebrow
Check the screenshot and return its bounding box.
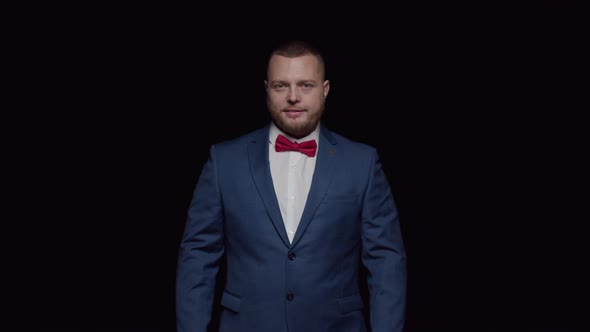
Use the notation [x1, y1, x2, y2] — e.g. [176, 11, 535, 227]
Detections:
[270, 79, 317, 85]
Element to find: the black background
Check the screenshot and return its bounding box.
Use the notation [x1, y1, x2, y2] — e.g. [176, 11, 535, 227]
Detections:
[7, 1, 587, 331]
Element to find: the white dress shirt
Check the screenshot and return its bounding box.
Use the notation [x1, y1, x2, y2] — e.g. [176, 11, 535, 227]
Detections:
[268, 122, 319, 243]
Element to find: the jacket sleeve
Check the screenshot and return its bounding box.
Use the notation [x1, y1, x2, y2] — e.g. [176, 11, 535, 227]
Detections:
[361, 149, 407, 332]
[176, 145, 225, 332]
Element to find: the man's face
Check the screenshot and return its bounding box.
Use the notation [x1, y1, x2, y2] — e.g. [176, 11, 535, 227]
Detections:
[265, 54, 330, 139]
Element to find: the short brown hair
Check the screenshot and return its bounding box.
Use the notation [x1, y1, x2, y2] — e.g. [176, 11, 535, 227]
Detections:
[267, 39, 326, 78]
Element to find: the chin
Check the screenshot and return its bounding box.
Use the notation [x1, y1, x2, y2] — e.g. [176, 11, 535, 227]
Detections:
[287, 123, 317, 138]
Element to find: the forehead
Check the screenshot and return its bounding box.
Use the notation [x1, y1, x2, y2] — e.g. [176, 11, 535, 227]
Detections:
[267, 54, 324, 80]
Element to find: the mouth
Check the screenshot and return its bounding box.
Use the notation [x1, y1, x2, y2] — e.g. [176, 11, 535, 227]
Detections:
[283, 109, 305, 119]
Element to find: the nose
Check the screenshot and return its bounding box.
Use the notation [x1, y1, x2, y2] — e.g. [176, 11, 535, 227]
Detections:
[287, 87, 300, 103]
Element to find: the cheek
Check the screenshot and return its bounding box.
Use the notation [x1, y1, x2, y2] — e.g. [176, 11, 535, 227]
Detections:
[309, 96, 325, 110]
[267, 94, 283, 107]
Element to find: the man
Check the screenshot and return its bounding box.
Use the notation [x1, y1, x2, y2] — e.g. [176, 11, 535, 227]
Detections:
[176, 39, 407, 332]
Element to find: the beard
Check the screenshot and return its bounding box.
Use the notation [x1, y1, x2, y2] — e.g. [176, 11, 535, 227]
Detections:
[268, 104, 324, 139]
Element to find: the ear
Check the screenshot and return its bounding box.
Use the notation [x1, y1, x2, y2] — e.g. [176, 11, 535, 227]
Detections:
[323, 80, 330, 98]
[264, 80, 269, 89]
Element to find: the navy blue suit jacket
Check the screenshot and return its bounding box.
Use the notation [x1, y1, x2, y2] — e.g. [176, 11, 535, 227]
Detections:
[176, 124, 406, 332]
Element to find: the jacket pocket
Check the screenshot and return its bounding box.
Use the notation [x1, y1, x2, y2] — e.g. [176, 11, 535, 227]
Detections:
[338, 293, 364, 314]
[220, 290, 241, 313]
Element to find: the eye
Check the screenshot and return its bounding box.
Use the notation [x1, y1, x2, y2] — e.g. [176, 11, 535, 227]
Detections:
[303, 83, 314, 88]
[273, 83, 285, 89]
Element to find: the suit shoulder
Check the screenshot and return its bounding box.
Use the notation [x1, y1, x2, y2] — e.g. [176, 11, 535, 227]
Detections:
[329, 131, 377, 154]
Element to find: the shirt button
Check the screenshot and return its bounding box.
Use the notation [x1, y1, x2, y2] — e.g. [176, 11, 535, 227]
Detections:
[288, 253, 296, 261]
[289, 195, 295, 200]
[286, 292, 294, 301]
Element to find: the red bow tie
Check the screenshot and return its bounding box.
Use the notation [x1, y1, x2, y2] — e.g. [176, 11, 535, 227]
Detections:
[275, 134, 317, 157]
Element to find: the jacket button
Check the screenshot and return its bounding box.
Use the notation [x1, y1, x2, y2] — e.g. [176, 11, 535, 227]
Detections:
[288, 253, 296, 261]
[286, 292, 294, 301]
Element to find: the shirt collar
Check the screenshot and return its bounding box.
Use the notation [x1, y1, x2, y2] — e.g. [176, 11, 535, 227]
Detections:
[269, 122, 320, 149]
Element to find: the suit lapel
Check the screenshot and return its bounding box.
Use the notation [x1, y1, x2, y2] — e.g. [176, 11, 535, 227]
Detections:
[248, 127, 291, 247]
[290, 127, 338, 247]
